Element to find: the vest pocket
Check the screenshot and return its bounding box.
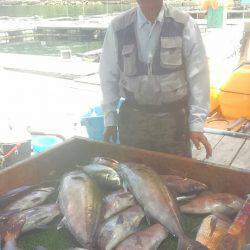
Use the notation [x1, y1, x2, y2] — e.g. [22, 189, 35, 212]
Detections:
[122, 44, 137, 76]
[158, 72, 188, 103]
[160, 37, 182, 68]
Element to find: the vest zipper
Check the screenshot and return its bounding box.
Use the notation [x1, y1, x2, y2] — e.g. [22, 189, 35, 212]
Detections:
[148, 54, 153, 76]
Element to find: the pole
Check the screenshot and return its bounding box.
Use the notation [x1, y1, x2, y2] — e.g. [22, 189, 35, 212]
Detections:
[204, 128, 250, 139]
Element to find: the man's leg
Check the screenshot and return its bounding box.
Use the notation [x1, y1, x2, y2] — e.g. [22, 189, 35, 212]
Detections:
[118, 103, 152, 151]
[149, 109, 191, 157]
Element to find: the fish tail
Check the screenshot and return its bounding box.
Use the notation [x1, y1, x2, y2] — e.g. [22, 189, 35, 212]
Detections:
[177, 237, 208, 250]
[1, 215, 25, 242]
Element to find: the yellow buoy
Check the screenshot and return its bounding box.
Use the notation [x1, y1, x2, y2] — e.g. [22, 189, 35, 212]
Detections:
[219, 64, 250, 119]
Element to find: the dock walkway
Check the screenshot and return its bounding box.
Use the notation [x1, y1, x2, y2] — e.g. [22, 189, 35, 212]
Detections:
[192, 133, 250, 170]
[0, 53, 99, 80]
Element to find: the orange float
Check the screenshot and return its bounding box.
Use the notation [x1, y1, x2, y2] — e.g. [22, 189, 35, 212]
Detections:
[219, 64, 250, 119]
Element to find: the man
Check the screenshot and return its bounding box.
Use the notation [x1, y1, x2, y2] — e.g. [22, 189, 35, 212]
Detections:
[100, 0, 212, 158]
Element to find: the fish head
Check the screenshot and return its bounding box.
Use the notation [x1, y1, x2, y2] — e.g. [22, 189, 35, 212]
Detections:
[105, 173, 121, 187]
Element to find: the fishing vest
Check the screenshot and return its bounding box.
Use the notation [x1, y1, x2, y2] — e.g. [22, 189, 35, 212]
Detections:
[112, 5, 189, 106]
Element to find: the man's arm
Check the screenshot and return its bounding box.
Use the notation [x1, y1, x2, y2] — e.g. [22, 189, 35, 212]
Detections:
[99, 23, 121, 142]
[183, 16, 212, 157]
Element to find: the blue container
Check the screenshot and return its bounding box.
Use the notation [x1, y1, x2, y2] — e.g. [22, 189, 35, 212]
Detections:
[32, 136, 63, 153]
[81, 106, 104, 141]
[81, 99, 124, 142]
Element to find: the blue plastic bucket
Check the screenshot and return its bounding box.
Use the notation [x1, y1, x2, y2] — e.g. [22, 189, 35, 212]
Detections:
[32, 136, 63, 153]
[81, 106, 104, 141]
[81, 99, 124, 142]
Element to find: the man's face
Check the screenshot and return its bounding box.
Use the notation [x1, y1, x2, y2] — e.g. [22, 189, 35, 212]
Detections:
[137, 0, 163, 9]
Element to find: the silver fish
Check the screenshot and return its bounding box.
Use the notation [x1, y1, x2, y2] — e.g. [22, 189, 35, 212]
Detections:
[118, 163, 208, 250]
[98, 205, 145, 250]
[102, 189, 136, 220]
[115, 223, 168, 250]
[78, 164, 121, 189]
[59, 171, 102, 249]
[12, 203, 60, 233]
[0, 185, 34, 210]
[180, 193, 244, 216]
[4, 187, 55, 212]
[102, 189, 197, 221]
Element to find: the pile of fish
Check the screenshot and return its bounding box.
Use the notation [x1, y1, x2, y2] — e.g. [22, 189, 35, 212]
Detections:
[0, 156, 247, 250]
[0, 184, 60, 249]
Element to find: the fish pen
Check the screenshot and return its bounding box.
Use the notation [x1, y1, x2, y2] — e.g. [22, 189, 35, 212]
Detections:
[0, 137, 249, 250]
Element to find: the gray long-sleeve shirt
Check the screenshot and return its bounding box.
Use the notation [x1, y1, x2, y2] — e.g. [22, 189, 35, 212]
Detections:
[99, 5, 210, 132]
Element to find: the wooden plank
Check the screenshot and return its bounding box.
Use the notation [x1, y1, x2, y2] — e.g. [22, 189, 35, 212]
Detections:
[231, 139, 250, 169]
[192, 133, 224, 161]
[205, 136, 246, 166]
[1, 137, 250, 198]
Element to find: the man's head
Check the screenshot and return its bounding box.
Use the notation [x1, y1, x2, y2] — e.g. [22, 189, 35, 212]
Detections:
[137, 0, 163, 23]
[137, 0, 163, 10]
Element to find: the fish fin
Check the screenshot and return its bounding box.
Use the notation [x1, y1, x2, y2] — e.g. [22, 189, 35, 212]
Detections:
[177, 237, 208, 250]
[176, 194, 197, 202]
[122, 180, 129, 192]
[1, 215, 25, 242]
[145, 215, 151, 225]
[57, 217, 66, 230]
[209, 216, 218, 237]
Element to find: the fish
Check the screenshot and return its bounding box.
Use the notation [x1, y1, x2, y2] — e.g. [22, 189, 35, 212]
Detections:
[11, 203, 60, 233]
[4, 187, 55, 212]
[117, 163, 208, 250]
[98, 205, 145, 250]
[0, 185, 35, 209]
[102, 189, 198, 221]
[102, 189, 136, 220]
[78, 164, 121, 189]
[160, 175, 208, 196]
[91, 157, 119, 168]
[196, 215, 231, 250]
[180, 193, 244, 216]
[59, 171, 102, 249]
[0, 215, 25, 250]
[115, 223, 168, 250]
[218, 194, 250, 250]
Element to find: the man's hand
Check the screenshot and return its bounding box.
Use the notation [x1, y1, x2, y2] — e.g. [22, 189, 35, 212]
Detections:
[190, 131, 212, 158]
[103, 126, 117, 143]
